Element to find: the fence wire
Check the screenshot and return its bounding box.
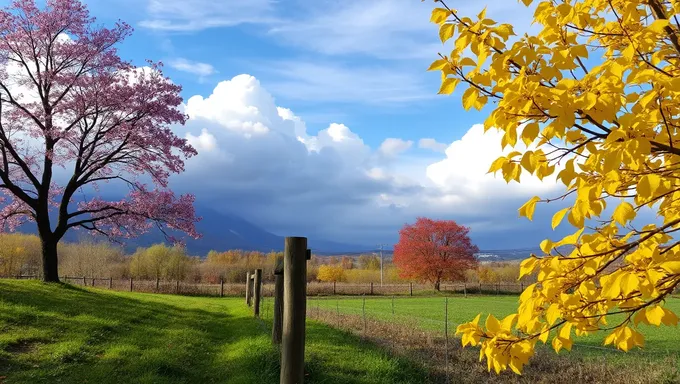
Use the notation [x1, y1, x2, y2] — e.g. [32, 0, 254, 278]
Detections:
[302, 295, 677, 383]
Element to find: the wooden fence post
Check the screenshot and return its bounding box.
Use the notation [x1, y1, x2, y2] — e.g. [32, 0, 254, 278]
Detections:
[254, 269, 263, 317]
[410, 282, 413, 296]
[220, 278, 224, 297]
[245, 272, 252, 305]
[83, 276, 86, 286]
[280, 237, 307, 384]
[176, 280, 180, 294]
[109, 277, 113, 289]
[333, 281, 336, 296]
[272, 268, 284, 344]
[130, 277, 133, 292]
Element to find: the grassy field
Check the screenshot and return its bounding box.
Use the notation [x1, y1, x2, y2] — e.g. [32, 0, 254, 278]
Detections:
[308, 295, 680, 362]
[0, 279, 433, 384]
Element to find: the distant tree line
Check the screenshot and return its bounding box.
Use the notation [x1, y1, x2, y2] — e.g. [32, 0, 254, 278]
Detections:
[0, 233, 533, 285]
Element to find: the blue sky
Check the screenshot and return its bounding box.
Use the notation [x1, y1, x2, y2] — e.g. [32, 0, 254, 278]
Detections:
[83, 0, 516, 146]
[19, 0, 578, 249]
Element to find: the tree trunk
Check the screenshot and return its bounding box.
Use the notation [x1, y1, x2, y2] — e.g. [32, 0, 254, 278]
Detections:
[434, 280, 441, 291]
[40, 236, 60, 283]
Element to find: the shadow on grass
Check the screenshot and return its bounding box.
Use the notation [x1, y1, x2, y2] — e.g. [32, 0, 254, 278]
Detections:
[0, 280, 434, 384]
[0, 280, 278, 383]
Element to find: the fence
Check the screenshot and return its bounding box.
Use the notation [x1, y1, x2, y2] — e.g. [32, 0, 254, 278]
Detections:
[3, 275, 531, 297]
[6, 275, 262, 297]
[306, 281, 528, 296]
[299, 295, 675, 384]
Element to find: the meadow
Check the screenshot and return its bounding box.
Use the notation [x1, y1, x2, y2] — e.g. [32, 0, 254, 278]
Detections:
[307, 294, 680, 363]
[0, 279, 431, 384]
[3, 279, 679, 383]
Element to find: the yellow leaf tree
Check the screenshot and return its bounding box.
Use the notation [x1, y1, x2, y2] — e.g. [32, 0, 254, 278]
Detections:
[427, 0, 680, 375]
[317, 265, 346, 283]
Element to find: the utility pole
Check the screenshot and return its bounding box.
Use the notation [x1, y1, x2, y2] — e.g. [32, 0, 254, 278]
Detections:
[377, 244, 389, 287]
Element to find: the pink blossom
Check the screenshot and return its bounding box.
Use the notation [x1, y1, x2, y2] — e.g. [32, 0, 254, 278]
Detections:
[0, 0, 200, 246]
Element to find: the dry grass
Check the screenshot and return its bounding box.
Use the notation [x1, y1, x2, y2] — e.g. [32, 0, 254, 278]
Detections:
[307, 307, 680, 384]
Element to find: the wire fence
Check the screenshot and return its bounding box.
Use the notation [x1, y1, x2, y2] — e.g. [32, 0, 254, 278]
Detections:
[300, 295, 679, 383]
[4, 275, 532, 297]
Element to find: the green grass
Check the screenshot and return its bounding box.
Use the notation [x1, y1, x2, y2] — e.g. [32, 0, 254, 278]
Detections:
[308, 294, 680, 363]
[0, 279, 432, 384]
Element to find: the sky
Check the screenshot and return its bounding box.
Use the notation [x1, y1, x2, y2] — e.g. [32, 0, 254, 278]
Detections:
[24, 0, 579, 249]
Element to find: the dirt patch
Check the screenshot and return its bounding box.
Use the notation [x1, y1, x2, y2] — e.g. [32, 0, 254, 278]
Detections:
[5, 340, 38, 354]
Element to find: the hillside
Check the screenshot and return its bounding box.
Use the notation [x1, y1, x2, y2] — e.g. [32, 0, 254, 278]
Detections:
[21, 205, 372, 256]
[0, 280, 430, 384]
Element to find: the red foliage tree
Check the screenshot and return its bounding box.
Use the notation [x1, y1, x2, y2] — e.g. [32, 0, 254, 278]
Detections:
[393, 217, 478, 291]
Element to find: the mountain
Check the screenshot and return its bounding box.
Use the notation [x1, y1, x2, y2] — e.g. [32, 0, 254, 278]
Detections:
[48, 205, 372, 256]
[475, 245, 576, 262]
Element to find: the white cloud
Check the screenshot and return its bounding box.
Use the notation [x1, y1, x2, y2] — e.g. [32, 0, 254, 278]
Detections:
[379, 138, 413, 157]
[425, 124, 560, 199]
[171, 74, 563, 246]
[168, 58, 217, 77]
[418, 138, 447, 153]
[139, 0, 278, 31]
[186, 129, 217, 153]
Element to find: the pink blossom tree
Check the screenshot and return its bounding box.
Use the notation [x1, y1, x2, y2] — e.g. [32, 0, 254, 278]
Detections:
[0, 0, 200, 282]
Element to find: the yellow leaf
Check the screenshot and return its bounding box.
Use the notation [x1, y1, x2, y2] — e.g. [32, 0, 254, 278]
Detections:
[612, 201, 636, 226]
[620, 273, 639, 296]
[518, 196, 541, 220]
[647, 19, 670, 34]
[521, 123, 539, 146]
[438, 77, 459, 95]
[662, 308, 679, 326]
[622, 43, 636, 60]
[458, 57, 476, 66]
[638, 174, 661, 198]
[552, 335, 563, 353]
[540, 239, 553, 254]
[633, 310, 648, 326]
[571, 44, 588, 59]
[551, 208, 569, 230]
[455, 33, 471, 52]
[645, 305, 665, 326]
[430, 8, 450, 25]
[439, 23, 455, 43]
[462, 87, 478, 110]
[558, 322, 572, 340]
[485, 314, 501, 334]
[520, 151, 536, 174]
[495, 24, 515, 40]
[558, 228, 584, 247]
[519, 257, 538, 279]
[487, 157, 507, 174]
[427, 58, 448, 71]
[546, 304, 560, 325]
[659, 261, 680, 274]
[500, 314, 518, 332]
